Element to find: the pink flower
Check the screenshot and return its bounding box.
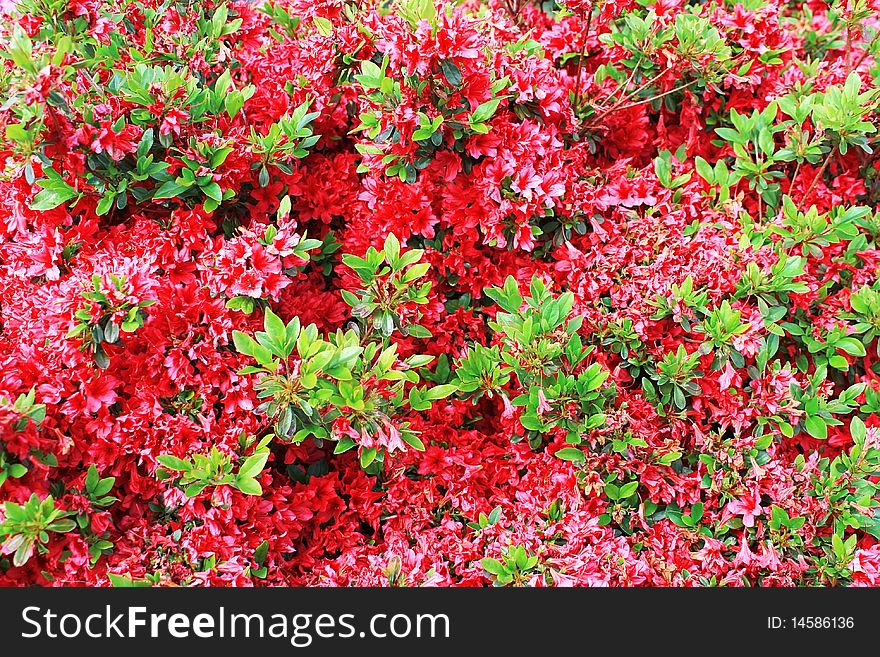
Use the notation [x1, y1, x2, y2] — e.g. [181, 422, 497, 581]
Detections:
[725, 491, 764, 528]
[536, 389, 553, 416]
[159, 108, 189, 137]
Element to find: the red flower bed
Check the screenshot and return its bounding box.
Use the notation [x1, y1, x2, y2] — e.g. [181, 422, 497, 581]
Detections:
[1, 0, 880, 586]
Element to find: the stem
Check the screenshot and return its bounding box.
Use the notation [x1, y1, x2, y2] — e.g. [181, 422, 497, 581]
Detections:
[801, 150, 835, 206]
[571, 6, 593, 119]
[587, 78, 700, 128]
[846, 25, 852, 75]
[502, 0, 523, 21]
[790, 160, 801, 194]
[610, 60, 641, 105]
[754, 142, 763, 219]
[587, 69, 668, 127]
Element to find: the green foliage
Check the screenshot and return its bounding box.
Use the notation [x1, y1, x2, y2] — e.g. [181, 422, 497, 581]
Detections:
[800, 417, 880, 583]
[735, 254, 809, 305]
[0, 494, 75, 567]
[776, 93, 828, 167]
[693, 155, 737, 204]
[108, 572, 158, 587]
[65, 274, 155, 368]
[788, 370, 865, 440]
[249, 101, 320, 187]
[0, 450, 27, 491]
[73, 465, 117, 564]
[480, 545, 540, 586]
[650, 277, 708, 326]
[150, 135, 237, 212]
[340, 233, 433, 338]
[0, 2, 284, 216]
[597, 472, 644, 530]
[845, 283, 880, 356]
[775, 196, 866, 258]
[1, 387, 46, 433]
[695, 300, 750, 367]
[234, 245, 454, 468]
[654, 148, 692, 192]
[599, 317, 650, 378]
[457, 275, 613, 450]
[467, 505, 502, 532]
[810, 72, 879, 156]
[714, 103, 785, 210]
[801, 323, 867, 372]
[642, 345, 703, 411]
[157, 434, 272, 497]
[452, 343, 510, 400]
[354, 53, 509, 181]
[29, 164, 80, 210]
[666, 502, 706, 531]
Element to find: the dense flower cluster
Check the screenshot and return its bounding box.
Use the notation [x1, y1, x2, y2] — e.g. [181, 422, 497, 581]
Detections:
[1, 0, 880, 587]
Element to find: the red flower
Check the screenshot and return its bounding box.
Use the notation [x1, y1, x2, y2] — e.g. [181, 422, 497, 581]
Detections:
[90, 120, 142, 160]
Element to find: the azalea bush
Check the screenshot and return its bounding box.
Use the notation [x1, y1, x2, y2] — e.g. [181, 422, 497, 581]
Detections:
[1, 0, 880, 587]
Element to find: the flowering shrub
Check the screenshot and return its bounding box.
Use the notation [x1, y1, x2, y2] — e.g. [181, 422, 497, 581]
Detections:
[1, 0, 880, 587]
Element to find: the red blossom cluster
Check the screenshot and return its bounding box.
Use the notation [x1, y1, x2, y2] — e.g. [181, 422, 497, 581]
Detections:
[1, 0, 880, 587]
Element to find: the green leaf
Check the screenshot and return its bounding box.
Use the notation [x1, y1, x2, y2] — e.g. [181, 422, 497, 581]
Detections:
[108, 573, 139, 587]
[480, 557, 506, 576]
[555, 448, 585, 462]
[334, 437, 357, 454]
[836, 337, 866, 357]
[406, 325, 432, 338]
[226, 296, 256, 313]
[401, 433, 426, 451]
[360, 447, 377, 469]
[30, 187, 76, 211]
[384, 233, 400, 265]
[92, 477, 115, 497]
[48, 519, 76, 533]
[152, 180, 188, 200]
[804, 415, 828, 440]
[156, 455, 191, 471]
[235, 477, 263, 496]
[232, 331, 274, 365]
[238, 452, 269, 479]
[485, 276, 522, 313]
[5, 124, 28, 142]
[694, 156, 714, 182]
[423, 384, 457, 401]
[440, 59, 462, 86]
[313, 15, 333, 36]
[13, 538, 35, 567]
[470, 98, 502, 126]
[202, 181, 223, 203]
[254, 540, 269, 566]
[618, 481, 639, 498]
[85, 465, 99, 493]
[851, 416, 867, 444]
[263, 307, 287, 343]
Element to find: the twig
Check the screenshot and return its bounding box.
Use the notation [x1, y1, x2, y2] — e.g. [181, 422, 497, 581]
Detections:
[586, 78, 700, 128]
[586, 68, 668, 126]
[571, 6, 593, 119]
[801, 150, 835, 205]
[790, 160, 801, 195]
[846, 25, 852, 75]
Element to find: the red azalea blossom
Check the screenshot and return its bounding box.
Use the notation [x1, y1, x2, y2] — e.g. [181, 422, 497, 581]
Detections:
[0, 0, 878, 588]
